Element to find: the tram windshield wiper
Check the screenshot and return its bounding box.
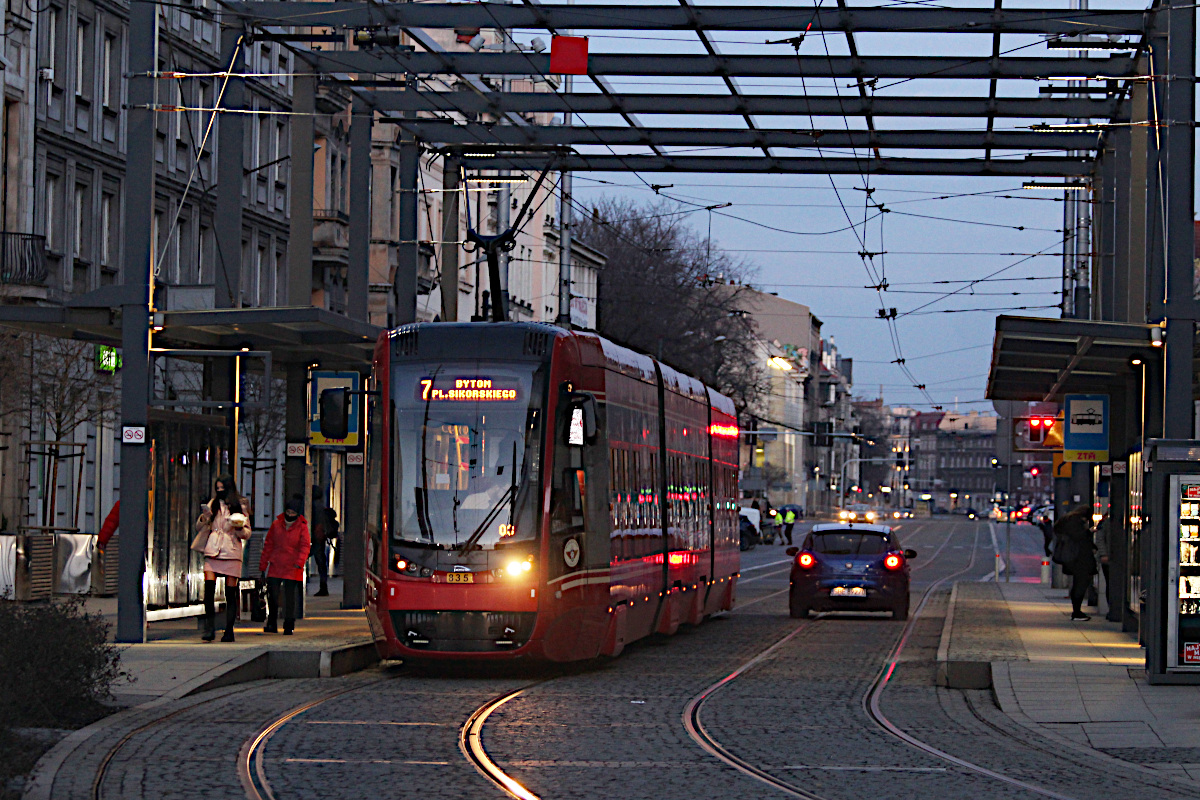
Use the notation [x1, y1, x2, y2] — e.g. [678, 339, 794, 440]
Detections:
[455, 483, 515, 553]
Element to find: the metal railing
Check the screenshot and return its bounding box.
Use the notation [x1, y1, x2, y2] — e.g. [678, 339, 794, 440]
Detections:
[313, 208, 350, 223]
[0, 233, 48, 286]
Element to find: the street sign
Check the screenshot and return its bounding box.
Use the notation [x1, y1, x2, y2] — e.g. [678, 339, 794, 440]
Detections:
[1063, 393, 1109, 463]
[121, 426, 146, 444]
[309, 371, 361, 448]
[286, 442, 307, 458]
[347, 452, 365, 466]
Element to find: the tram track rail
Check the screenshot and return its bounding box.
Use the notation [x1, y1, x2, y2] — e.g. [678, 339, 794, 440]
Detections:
[232, 520, 1066, 800]
[679, 521, 1083, 800]
[239, 676, 394, 800]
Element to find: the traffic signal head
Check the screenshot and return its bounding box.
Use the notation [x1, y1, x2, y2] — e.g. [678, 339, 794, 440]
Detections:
[1030, 466, 1040, 478]
[1025, 416, 1055, 444]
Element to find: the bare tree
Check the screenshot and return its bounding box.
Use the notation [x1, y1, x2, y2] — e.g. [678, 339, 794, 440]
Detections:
[577, 197, 769, 412]
[239, 374, 286, 525]
[25, 337, 119, 528]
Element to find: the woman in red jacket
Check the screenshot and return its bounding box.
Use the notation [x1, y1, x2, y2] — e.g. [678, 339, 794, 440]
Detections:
[259, 497, 310, 634]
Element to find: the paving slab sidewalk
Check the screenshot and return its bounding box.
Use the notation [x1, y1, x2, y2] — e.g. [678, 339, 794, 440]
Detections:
[942, 579, 1200, 785]
[22, 579, 378, 800]
[90, 577, 377, 704]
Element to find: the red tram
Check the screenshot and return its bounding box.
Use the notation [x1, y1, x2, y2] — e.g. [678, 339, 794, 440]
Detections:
[352, 322, 740, 662]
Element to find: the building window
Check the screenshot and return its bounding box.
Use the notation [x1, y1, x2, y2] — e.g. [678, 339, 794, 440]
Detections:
[73, 184, 86, 255]
[46, 8, 62, 83]
[100, 193, 113, 265]
[101, 35, 114, 107]
[75, 21, 91, 99]
[45, 175, 60, 251]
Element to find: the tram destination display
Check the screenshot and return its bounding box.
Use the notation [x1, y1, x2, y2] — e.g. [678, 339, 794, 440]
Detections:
[417, 376, 522, 403]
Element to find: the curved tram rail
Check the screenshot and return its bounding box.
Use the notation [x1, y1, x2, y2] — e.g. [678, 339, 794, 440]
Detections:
[681, 521, 1080, 800]
[234, 522, 1075, 800]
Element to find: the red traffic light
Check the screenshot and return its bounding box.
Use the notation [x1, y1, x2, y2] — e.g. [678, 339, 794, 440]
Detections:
[1030, 418, 1043, 428]
[1030, 466, 1040, 477]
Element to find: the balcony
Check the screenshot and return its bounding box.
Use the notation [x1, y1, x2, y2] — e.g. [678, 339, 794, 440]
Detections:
[0, 233, 48, 287]
[313, 208, 349, 249]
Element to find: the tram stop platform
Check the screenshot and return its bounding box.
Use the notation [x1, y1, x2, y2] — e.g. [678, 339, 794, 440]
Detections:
[939, 580, 1200, 784]
[89, 577, 376, 706]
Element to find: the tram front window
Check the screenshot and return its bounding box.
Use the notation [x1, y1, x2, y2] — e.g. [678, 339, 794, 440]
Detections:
[392, 362, 544, 549]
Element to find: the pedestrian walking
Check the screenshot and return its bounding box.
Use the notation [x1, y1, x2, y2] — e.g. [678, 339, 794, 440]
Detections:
[1037, 511, 1055, 558]
[259, 496, 310, 635]
[1095, 513, 1119, 621]
[311, 495, 330, 596]
[1053, 505, 1097, 622]
[783, 508, 796, 545]
[326, 506, 341, 571]
[194, 475, 252, 642]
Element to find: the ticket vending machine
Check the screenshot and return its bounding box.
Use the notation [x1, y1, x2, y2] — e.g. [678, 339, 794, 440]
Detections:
[1145, 440, 1200, 684]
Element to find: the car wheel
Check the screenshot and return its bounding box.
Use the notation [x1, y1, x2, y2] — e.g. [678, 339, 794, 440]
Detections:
[740, 533, 750, 552]
[789, 593, 809, 619]
[893, 595, 910, 621]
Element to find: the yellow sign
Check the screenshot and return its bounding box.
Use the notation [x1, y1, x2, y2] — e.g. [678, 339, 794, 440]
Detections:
[1044, 415, 1064, 448]
[1064, 449, 1108, 463]
[1053, 452, 1073, 478]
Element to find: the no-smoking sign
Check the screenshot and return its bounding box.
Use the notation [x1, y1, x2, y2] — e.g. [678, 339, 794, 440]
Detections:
[122, 426, 146, 444]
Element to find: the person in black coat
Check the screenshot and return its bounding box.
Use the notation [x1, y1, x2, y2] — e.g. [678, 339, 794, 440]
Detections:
[1054, 505, 1097, 621]
[1037, 511, 1055, 558]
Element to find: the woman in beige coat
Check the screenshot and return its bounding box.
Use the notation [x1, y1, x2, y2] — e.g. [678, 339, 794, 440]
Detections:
[196, 474, 252, 641]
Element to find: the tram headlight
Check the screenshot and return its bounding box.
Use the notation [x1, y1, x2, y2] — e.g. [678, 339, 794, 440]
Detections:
[495, 557, 534, 579]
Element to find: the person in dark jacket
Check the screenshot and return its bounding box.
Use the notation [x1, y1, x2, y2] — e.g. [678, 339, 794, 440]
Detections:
[259, 497, 311, 635]
[1037, 511, 1055, 558]
[311, 494, 330, 596]
[1054, 505, 1097, 621]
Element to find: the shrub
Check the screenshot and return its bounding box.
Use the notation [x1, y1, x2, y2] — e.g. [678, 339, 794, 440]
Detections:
[0, 598, 127, 728]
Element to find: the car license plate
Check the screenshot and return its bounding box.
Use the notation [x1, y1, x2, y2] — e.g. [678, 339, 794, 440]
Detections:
[445, 573, 474, 584]
[830, 586, 866, 598]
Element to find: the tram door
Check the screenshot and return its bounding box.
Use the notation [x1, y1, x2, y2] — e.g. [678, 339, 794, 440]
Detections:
[549, 393, 606, 581]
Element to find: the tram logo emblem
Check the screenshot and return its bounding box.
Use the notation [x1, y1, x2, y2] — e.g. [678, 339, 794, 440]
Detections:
[453, 565, 470, 572]
[563, 538, 581, 569]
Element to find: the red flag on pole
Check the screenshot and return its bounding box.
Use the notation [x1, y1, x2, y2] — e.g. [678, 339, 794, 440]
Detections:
[550, 35, 589, 75]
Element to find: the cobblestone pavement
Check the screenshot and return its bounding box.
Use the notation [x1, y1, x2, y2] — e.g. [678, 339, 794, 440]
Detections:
[51, 520, 1197, 800]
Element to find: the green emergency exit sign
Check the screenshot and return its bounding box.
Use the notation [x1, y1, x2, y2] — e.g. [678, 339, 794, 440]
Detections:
[95, 344, 122, 373]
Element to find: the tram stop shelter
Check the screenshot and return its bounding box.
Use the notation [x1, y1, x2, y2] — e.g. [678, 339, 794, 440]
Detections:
[3, 0, 1198, 646]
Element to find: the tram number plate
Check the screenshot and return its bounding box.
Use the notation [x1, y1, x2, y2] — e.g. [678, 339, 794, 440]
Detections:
[830, 586, 866, 598]
[445, 573, 475, 584]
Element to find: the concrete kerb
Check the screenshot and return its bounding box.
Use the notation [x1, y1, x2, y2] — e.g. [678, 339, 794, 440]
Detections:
[989, 661, 1200, 792]
[936, 582, 994, 690]
[21, 640, 379, 800]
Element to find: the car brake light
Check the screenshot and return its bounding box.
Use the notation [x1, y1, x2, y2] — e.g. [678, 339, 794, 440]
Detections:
[797, 552, 816, 569]
[884, 553, 903, 571]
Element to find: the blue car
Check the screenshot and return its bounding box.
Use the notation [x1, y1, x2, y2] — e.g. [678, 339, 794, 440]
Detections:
[786, 523, 917, 620]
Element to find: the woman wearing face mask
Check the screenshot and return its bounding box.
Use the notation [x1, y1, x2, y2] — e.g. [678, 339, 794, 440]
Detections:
[259, 496, 310, 635]
[196, 475, 252, 641]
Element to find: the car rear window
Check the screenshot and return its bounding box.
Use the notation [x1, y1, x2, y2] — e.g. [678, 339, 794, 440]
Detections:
[810, 533, 889, 555]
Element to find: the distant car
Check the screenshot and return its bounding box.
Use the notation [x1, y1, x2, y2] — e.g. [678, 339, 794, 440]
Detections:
[739, 508, 762, 551]
[838, 503, 878, 523]
[888, 509, 913, 520]
[787, 523, 916, 620]
[738, 513, 759, 551]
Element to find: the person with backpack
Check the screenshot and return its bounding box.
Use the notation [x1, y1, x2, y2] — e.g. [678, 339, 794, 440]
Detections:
[1053, 505, 1097, 621]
